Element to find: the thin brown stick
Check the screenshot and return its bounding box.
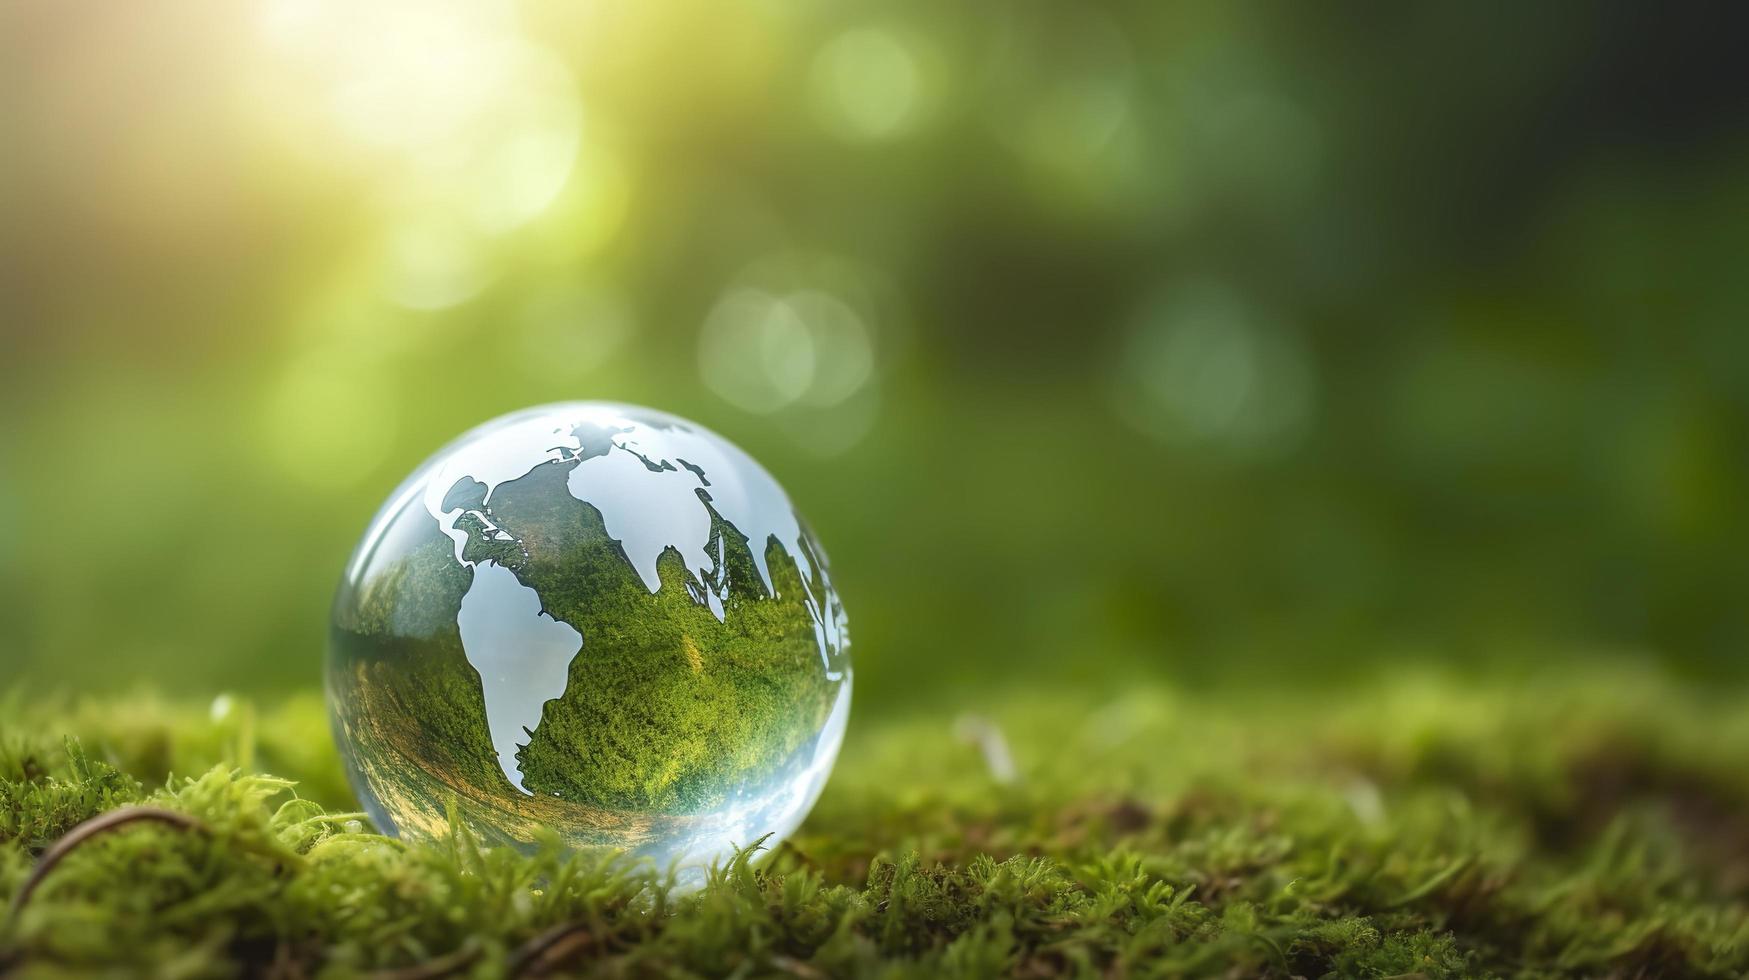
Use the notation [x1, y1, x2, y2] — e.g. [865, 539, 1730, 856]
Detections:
[508, 920, 598, 977]
[363, 940, 483, 980]
[772, 955, 830, 979]
[8, 806, 207, 918]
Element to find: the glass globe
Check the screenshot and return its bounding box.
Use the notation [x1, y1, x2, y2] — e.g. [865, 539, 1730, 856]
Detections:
[327, 403, 851, 876]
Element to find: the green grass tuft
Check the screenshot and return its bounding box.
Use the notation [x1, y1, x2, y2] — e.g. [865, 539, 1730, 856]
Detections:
[4, 669, 1749, 977]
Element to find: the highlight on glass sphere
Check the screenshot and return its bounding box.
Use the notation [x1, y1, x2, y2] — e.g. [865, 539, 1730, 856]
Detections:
[326, 402, 851, 878]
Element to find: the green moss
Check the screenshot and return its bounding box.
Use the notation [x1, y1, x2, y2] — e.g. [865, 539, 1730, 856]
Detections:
[0, 739, 140, 853]
[5, 672, 1749, 976]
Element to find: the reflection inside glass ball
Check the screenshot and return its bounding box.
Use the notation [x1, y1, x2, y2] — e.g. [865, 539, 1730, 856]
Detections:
[327, 402, 851, 879]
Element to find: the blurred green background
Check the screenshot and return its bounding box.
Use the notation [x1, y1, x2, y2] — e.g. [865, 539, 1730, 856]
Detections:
[2, 0, 1746, 708]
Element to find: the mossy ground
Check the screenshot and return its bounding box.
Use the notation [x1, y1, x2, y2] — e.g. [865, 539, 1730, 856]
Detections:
[5, 667, 1749, 978]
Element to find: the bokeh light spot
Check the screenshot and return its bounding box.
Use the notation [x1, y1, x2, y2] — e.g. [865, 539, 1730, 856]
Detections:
[700, 290, 813, 413]
[1201, 93, 1325, 207]
[810, 28, 922, 142]
[259, 3, 582, 235]
[260, 0, 520, 154]
[985, 11, 1132, 156]
[381, 217, 492, 310]
[980, 8, 1141, 209]
[1112, 280, 1316, 458]
[785, 291, 874, 408]
[759, 301, 818, 403]
[700, 282, 878, 415]
[522, 133, 634, 264]
[465, 43, 585, 234]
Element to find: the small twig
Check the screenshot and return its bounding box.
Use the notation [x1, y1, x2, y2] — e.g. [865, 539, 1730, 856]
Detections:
[364, 939, 483, 980]
[8, 806, 207, 919]
[508, 920, 598, 977]
[772, 954, 829, 979]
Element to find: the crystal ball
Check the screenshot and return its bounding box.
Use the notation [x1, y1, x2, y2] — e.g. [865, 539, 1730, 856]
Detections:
[327, 403, 851, 874]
